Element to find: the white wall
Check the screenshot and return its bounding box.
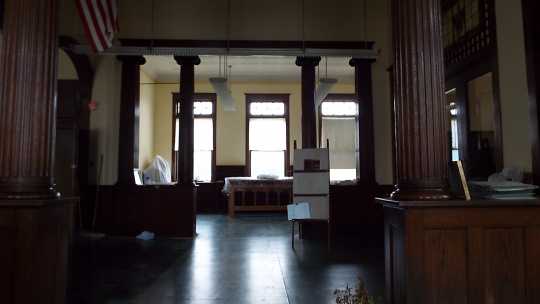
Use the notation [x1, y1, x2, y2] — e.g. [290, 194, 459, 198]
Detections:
[61, 0, 394, 185]
[139, 71, 155, 169]
[89, 57, 122, 185]
[58, 49, 78, 80]
[495, 0, 532, 171]
[59, 0, 379, 42]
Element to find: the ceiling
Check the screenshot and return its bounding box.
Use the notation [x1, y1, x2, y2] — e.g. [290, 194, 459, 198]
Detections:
[141, 55, 355, 83]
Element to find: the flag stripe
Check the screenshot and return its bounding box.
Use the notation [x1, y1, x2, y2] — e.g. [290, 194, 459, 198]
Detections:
[76, 0, 102, 52]
[85, 0, 109, 50]
[99, 0, 113, 35]
[76, 0, 118, 52]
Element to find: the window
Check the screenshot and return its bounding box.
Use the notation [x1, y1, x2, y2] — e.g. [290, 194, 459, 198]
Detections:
[246, 94, 289, 178]
[447, 89, 460, 161]
[319, 95, 359, 182]
[172, 93, 216, 182]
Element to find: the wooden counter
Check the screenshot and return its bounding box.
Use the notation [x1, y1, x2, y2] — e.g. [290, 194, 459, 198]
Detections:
[378, 197, 540, 304]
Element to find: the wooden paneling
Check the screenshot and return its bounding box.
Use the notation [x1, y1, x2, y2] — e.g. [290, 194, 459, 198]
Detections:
[196, 182, 226, 213]
[0, 210, 15, 303]
[384, 208, 405, 304]
[95, 184, 197, 237]
[468, 227, 485, 303]
[526, 228, 540, 304]
[424, 229, 468, 304]
[485, 229, 526, 304]
[0, 200, 74, 304]
[380, 198, 540, 304]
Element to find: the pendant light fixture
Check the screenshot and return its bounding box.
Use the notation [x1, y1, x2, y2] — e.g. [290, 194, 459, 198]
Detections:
[315, 56, 338, 107]
[209, 0, 236, 111]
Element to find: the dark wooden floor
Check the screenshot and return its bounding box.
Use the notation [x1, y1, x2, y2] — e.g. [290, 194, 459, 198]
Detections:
[69, 214, 385, 304]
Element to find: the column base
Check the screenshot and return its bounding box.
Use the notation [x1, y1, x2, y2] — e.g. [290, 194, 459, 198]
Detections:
[0, 177, 58, 199]
[391, 180, 450, 201]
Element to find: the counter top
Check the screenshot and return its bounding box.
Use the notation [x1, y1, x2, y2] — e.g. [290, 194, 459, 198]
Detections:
[376, 197, 540, 208]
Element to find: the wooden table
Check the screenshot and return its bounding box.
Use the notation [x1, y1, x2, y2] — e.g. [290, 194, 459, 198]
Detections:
[223, 177, 292, 217]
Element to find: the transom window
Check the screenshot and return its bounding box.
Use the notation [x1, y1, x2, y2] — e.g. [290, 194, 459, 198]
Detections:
[246, 94, 290, 178]
[172, 93, 216, 182]
[249, 102, 285, 116]
[319, 95, 359, 182]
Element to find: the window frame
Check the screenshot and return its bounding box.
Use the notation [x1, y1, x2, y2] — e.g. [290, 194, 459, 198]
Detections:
[317, 94, 360, 181]
[245, 94, 290, 177]
[171, 92, 217, 182]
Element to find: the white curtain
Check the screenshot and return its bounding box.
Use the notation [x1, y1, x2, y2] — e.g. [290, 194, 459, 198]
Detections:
[321, 117, 357, 180]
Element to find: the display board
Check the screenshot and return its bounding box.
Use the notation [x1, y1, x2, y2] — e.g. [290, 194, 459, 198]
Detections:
[291, 148, 330, 220]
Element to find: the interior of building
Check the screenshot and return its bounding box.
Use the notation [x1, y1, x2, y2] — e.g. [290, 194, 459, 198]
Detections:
[1, 0, 540, 303]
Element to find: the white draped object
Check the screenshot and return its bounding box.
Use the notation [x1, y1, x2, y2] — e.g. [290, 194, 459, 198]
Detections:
[142, 155, 172, 185]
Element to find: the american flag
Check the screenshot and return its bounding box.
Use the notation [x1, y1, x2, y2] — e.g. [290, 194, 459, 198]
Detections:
[76, 0, 119, 52]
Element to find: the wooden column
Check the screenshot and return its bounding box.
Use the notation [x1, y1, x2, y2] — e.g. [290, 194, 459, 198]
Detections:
[116, 56, 146, 186]
[390, 0, 449, 200]
[174, 56, 201, 183]
[0, 1, 75, 303]
[0, 0, 59, 199]
[523, 0, 540, 185]
[350, 58, 376, 183]
[296, 56, 321, 148]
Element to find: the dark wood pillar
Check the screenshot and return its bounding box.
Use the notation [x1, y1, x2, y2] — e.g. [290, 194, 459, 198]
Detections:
[350, 58, 376, 183]
[0, 1, 75, 303]
[296, 56, 321, 148]
[390, 0, 449, 200]
[116, 56, 146, 186]
[174, 56, 201, 183]
[0, 0, 59, 199]
[523, 0, 540, 185]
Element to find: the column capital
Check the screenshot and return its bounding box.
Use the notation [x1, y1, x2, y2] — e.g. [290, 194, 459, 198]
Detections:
[295, 56, 321, 67]
[174, 56, 201, 66]
[117, 55, 146, 65]
[349, 58, 376, 67]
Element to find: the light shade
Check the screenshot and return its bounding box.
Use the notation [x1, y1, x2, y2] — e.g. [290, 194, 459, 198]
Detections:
[209, 77, 236, 111]
[315, 78, 338, 108]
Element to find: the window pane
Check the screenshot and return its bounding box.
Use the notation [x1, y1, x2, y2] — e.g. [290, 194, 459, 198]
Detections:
[321, 101, 358, 116]
[451, 119, 459, 150]
[194, 118, 213, 150]
[174, 118, 179, 151]
[249, 118, 286, 150]
[452, 150, 460, 162]
[250, 151, 285, 177]
[194, 150, 212, 182]
[250, 102, 285, 116]
[194, 101, 213, 115]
